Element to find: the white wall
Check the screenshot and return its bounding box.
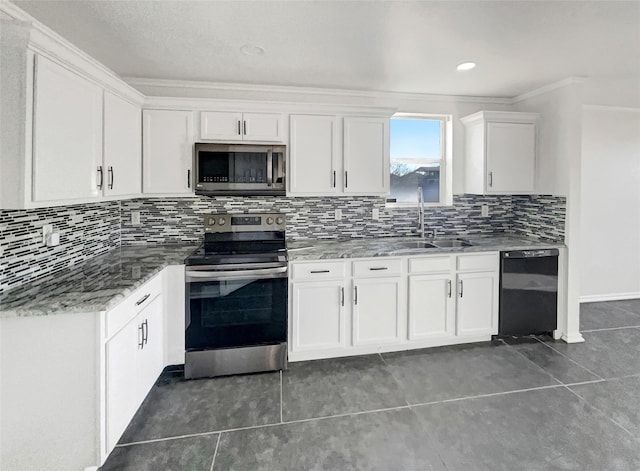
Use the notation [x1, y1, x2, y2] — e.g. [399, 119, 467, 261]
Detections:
[580, 107, 640, 300]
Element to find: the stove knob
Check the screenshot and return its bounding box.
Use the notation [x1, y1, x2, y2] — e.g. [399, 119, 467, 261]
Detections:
[276, 217, 284, 225]
[266, 217, 274, 225]
[218, 217, 226, 226]
[208, 217, 216, 226]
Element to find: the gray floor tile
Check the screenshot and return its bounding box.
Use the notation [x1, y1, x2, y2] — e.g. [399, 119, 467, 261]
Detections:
[381, 343, 559, 404]
[581, 302, 640, 331]
[614, 298, 640, 316]
[542, 328, 640, 379]
[503, 337, 600, 384]
[101, 435, 218, 471]
[413, 387, 640, 471]
[282, 355, 407, 421]
[213, 408, 447, 471]
[570, 375, 640, 439]
[120, 372, 280, 443]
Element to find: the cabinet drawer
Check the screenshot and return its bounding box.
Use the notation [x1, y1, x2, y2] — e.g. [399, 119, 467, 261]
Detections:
[105, 273, 163, 339]
[408, 256, 451, 274]
[291, 261, 346, 281]
[456, 253, 498, 272]
[353, 258, 402, 277]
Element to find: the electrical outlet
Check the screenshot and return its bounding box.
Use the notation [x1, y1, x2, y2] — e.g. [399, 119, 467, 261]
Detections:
[335, 209, 342, 221]
[131, 211, 141, 225]
[42, 224, 53, 246]
[481, 204, 489, 217]
[372, 208, 380, 221]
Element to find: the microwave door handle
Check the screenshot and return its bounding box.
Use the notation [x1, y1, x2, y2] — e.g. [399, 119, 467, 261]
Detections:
[267, 149, 273, 186]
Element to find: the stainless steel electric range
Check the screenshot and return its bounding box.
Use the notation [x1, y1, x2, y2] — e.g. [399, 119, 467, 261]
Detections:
[184, 213, 288, 379]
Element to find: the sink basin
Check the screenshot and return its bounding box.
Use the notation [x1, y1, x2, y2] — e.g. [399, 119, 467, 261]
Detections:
[431, 239, 473, 248]
[395, 240, 437, 249]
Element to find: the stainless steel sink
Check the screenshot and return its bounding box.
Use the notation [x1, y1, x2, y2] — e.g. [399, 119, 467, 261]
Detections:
[395, 240, 437, 249]
[431, 239, 473, 248]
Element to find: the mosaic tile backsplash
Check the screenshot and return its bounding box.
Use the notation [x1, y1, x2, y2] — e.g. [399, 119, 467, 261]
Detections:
[0, 201, 120, 293]
[0, 194, 565, 293]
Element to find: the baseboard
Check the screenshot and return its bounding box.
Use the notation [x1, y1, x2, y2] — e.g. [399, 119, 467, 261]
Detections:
[580, 292, 640, 303]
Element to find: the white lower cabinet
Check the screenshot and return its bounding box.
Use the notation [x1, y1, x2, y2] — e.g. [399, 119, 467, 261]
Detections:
[352, 277, 402, 346]
[289, 252, 498, 362]
[408, 274, 455, 341]
[291, 280, 346, 352]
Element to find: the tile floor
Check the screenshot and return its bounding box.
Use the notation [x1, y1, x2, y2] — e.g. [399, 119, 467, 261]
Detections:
[101, 300, 640, 470]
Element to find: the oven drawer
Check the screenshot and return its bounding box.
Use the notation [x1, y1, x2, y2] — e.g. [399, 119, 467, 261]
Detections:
[290, 261, 346, 281]
[106, 273, 162, 339]
[353, 258, 402, 277]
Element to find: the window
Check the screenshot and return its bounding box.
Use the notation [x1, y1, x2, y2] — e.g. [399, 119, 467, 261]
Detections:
[387, 114, 450, 205]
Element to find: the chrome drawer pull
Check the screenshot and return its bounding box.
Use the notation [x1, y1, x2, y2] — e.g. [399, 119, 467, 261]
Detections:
[136, 293, 151, 306]
[369, 267, 388, 271]
[310, 270, 330, 274]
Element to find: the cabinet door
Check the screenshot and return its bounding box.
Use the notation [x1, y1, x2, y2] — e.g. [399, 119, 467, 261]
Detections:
[291, 281, 345, 352]
[136, 295, 164, 406]
[353, 277, 402, 346]
[486, 122, 535, 193]
[289, 115, 340, 195]
[456, 272, 498, 337]
[105, 320, 138, 453]
[32, 55, 103, 202]
[408, 274, 455, 341]
[142, 109, 193, 194]
[200, 111, 243, 141]
[343, 117, 389, 195]
[243, 113, 284, 142]
[104, 92, 142, 197]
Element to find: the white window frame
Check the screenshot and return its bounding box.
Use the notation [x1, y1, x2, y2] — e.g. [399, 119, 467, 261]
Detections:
[386, 113, 453, 208]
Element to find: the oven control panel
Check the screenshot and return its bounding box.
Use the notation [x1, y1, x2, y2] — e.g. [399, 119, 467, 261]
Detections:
[204, 213, 286, 232]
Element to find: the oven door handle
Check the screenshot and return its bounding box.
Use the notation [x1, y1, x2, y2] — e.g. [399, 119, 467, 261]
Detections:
[186, 266, 288, 282]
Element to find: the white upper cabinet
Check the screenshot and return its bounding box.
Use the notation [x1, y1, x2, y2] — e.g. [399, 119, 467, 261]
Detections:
[142, 109, 194, 195]
[288, 114, 390, 196]
[200, 111, 283, 142]
[343, 117, 390, 195]
[461, 111, 538, 194]
[32, 55, 103, 202]
[103, 92, 142, 197]
[289, 114, 340, 195]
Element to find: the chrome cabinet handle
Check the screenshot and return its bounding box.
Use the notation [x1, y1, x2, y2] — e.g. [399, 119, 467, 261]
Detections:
[97, 166, 103, 189]
[138, 323, 144, 349]
[187, 169, 191, 189]
[237, 120, 241, 135]
[341, 287, 344, 307]
[243, 120, 247, 135]
[345, 171, 348, 188]
[488, 172, 493, 187]
[333, 171, 336, 188]
[447, 280, 452, 298]
[459, 280, 464, 298]
[354, 286, 358, 305]
[142, 319, 149, 345]
[310, 270, 330, 274]
[136, 293, 151, 306]
[369, 267, 388, 271]
[108, 166, 114, 190]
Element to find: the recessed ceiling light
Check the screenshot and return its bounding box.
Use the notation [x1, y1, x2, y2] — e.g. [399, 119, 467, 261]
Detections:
[240, 44, 265, 56]
[456, 62, 476, 71]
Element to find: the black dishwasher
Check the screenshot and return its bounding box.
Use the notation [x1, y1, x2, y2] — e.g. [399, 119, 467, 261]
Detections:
[499, 249, 559, 337]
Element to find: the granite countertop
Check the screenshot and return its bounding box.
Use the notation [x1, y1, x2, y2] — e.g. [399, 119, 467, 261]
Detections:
[0, 244, 198, 318]
[286, 234, 564, 261]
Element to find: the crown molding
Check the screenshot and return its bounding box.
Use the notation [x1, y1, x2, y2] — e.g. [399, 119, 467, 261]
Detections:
[124, 77, 514, 106]
[511, 77, 587, 104]
[1, 1, 144, 104]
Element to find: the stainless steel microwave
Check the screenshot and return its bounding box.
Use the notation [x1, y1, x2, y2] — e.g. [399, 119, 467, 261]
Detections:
[194, 143, 286, 196]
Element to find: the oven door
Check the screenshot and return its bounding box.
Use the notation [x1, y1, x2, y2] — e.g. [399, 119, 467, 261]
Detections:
[195, 144, 285, 195]
[185, 264, 288, 351]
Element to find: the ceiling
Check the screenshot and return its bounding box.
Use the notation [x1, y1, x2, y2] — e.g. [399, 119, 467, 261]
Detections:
[12, 0, 640, 98]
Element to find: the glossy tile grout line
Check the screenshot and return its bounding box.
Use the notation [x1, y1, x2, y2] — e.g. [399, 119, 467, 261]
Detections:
[561, 385, 638, 440]
[501, 340, 565, 386]
[581, 324, 640, 333]
[279, 370, 284, 423]
[533, 336, 606, 381]
[209, 434, 221, 471]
